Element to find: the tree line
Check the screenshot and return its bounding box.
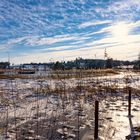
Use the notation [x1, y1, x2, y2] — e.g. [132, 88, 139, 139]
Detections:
[0, 57, 139, 70]
[50, 58, 140, 70]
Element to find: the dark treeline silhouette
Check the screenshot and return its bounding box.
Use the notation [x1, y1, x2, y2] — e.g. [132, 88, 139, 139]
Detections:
[0, 58, 140, 70]
[0, 62, 10, 69]
[47, 58, 139, 70]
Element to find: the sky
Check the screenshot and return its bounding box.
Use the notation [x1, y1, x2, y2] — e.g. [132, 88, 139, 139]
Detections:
[0, 0, 140, 64]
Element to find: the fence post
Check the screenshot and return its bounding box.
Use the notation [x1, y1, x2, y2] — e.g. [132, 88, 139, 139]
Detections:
[94, 100, 99, 140]
[128, 88, 131, 116]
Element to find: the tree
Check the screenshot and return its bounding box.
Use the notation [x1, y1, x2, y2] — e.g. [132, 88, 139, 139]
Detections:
[0, 62, 10, 69]
[53, 61, 64, 70]
[138, 52, 140, 68]
[106, 58, 113, 69]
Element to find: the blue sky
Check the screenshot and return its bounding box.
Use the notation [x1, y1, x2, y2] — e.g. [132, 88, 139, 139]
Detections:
[0, 0, 140, 64]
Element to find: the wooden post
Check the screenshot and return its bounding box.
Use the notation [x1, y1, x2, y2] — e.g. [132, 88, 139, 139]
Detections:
[94, 100, 99, 140]
[128, 88, 131, 116]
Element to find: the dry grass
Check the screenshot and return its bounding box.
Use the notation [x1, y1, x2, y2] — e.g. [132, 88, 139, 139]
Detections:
[0, 69, 119, 80]
[48, 69, 119, 79]
[0, 74, 30, 79]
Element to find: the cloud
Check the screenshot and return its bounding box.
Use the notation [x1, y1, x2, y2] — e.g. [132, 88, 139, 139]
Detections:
[2, 19, 140, 64]
[0, 0, 140, 63]
[83, 21, 140, 47]
[26, 35, 77, 46]
[0, 32, 91, 50]
[79, 20, 112, 28]
[0, 36, 29, 50]
[103, 0, 140, 20]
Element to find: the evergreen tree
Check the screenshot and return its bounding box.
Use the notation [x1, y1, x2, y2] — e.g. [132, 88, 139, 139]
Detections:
[138, 52, 140, 68]
[106, 58, 113, 68]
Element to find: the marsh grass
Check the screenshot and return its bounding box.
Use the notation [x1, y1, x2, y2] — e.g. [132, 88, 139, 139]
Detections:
[0, 68, 139, 139]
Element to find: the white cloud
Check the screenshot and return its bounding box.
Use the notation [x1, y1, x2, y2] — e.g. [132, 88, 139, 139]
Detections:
[0, 32, 91, 50]
[79, 20, 111, 28]
[26, 35, 76, 46]
[1, 19, 140, 64]
[43, 45, 77, 51]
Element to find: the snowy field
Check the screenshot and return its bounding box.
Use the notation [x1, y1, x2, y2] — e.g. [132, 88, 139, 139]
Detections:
[0, 71, 139, 140]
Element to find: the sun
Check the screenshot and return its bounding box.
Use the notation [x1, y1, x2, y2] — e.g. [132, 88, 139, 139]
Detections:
[111, 22, 129, 41]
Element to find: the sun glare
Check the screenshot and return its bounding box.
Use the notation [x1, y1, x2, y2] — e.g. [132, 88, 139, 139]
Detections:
[111, 22, 129, 41]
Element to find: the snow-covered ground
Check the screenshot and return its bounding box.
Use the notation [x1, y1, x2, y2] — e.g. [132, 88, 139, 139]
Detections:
[0, 71, 139, 139]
